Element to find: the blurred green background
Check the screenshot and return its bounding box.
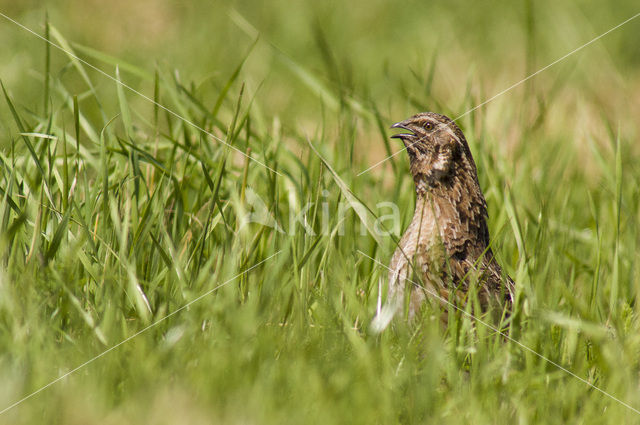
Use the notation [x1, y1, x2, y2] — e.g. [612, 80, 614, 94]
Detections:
[2, 0, 639, 142]
[1, 1, 640, 424]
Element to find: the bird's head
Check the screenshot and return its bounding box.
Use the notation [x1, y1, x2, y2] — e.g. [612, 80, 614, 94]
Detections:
[391, 112, 476, 188]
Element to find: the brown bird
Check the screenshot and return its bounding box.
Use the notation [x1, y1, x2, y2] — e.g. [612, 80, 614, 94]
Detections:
[372, 112, 514, 331]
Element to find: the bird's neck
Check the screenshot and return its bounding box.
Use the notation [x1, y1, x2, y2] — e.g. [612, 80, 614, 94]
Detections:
[413, 171, 487, 218]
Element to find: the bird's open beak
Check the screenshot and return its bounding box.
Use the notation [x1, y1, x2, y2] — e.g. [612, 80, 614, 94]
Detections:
[390, 121, 415, 140]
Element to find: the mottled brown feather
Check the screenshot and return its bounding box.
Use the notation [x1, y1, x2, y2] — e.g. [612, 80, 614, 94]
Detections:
[372, 112, 514, 331]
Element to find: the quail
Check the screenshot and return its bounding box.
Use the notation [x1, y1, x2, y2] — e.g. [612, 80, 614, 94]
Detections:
[372, 112, 514, 331]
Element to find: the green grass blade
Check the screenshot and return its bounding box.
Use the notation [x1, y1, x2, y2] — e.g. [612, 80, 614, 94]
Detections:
[49, 25, 97, 93]
[73, 42, 153, 80]
[116, 66, 133, 139]
[307, 138, 384, 246]
[45, 207, 71, 264]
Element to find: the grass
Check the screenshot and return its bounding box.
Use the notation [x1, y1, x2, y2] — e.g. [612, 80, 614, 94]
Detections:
[1, 1, 640, 423]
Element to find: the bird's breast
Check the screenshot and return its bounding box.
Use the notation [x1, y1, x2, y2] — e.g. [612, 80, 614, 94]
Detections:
[391, 195, 446, 271]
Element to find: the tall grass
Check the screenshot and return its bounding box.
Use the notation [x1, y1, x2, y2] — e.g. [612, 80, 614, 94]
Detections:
[0, 1, 639, 423]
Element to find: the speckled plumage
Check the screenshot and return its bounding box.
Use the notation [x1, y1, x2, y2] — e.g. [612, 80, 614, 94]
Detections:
[372, 112, 514, 331]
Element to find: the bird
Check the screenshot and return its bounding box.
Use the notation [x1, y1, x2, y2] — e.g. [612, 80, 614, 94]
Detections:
[371, 112, 514, 332]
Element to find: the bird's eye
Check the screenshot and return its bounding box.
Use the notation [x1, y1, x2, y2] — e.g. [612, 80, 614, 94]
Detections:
[424, 122, 434, 130]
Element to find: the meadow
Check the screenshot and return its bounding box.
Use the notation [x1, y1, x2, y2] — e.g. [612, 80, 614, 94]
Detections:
[0, 1, 640, 423]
